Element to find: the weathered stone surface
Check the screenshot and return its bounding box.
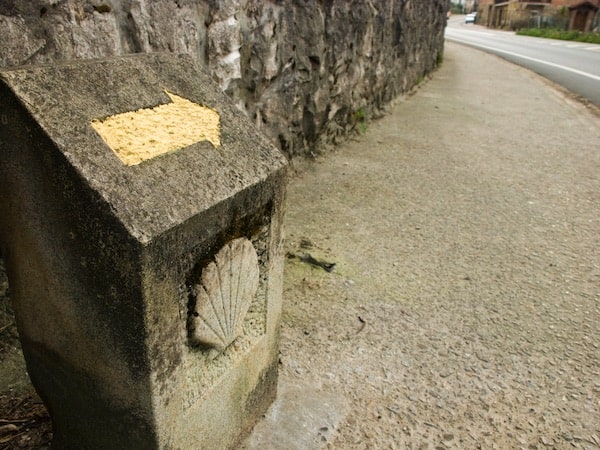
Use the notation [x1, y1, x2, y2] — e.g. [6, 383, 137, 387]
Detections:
[0, 53, 287, 449]
[0, 0, 447, 160]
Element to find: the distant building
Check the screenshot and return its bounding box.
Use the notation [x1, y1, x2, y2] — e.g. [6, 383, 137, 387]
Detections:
[568, 1, 599, 31]
[464, 0, 479, 13]
[452, 0, 479, 13]
[477, 0, 599, 31]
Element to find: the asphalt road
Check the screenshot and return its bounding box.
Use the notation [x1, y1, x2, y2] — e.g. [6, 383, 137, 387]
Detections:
[445, 15, 600, 107]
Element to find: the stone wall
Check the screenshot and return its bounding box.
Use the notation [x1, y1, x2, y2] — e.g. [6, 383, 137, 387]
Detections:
[0, 0, 447, 160]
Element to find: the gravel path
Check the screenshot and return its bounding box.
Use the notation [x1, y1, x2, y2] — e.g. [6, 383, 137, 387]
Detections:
[258, 42, 600, 449]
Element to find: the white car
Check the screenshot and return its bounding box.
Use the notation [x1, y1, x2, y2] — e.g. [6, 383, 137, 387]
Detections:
[465, 13, 477, 24]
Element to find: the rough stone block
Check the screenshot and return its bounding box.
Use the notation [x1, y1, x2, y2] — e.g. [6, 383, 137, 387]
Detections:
[0, 53, 287, 449]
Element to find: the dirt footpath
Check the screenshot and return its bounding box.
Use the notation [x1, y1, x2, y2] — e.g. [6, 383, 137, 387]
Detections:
[245, 41, 600, 449]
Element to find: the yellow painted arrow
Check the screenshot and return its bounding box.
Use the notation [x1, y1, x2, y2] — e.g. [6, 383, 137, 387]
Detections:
[91, 90, 220, 166]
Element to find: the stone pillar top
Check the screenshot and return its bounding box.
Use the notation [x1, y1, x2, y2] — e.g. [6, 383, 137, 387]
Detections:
[0, 53, 287, 244]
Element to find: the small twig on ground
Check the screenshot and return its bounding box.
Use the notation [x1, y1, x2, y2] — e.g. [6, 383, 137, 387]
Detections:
[0, 419, 28, 424]
[6, 397, 27, 418]
[357, 316, 366, 333]
[288, 252, 336, 272]
[0, 431, 26, 445]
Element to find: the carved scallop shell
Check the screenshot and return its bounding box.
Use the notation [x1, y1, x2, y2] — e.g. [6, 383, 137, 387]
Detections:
[189, 238, 259, 352]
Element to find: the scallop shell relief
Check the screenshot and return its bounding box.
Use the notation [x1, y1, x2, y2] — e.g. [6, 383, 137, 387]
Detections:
[189, 238, 260, 352]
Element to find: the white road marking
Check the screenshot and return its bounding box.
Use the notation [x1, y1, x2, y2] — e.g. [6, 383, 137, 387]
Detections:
[447, 37, 600, 81]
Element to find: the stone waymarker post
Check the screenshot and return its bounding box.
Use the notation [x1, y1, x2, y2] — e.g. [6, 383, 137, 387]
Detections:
[0, 53, 287, 449]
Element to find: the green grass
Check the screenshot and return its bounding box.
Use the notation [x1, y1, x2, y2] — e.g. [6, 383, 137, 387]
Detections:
[516, 28, 600, 44]
[354, 108, 368, 134]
